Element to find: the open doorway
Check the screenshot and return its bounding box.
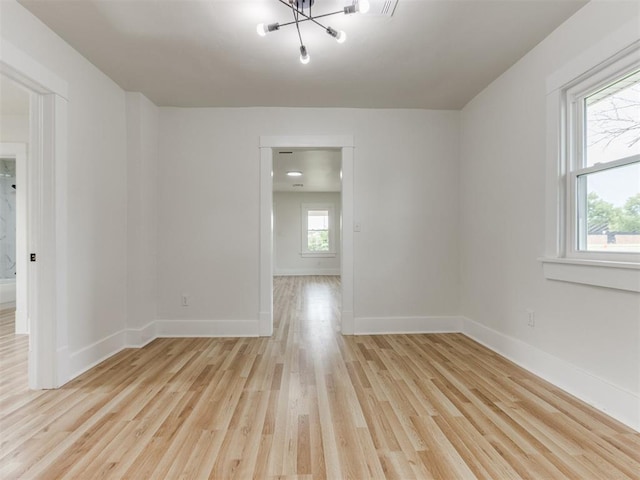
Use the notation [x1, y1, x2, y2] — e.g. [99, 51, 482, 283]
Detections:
[1, 45, 69, 389]
[0, 74, 31, 390]
[273, 148, 342, 276]
[0, 76, 30, 333]
[272, 148, 342, 335]
[259, 135, 354, 337]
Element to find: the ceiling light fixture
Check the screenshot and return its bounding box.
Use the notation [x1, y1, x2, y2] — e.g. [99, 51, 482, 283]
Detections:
[287, 171, 303, 177]
[257, 0, 369, 64]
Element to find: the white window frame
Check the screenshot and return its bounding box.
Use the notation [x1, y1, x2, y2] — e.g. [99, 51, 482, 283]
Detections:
[565, 59, 640, 262]
[301, 203, 336, 257]
[540, 37, 640, 293]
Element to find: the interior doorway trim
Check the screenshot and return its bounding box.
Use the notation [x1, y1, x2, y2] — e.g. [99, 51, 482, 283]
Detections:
[0, 39, 69, 389]
[259, 135, 355, 336]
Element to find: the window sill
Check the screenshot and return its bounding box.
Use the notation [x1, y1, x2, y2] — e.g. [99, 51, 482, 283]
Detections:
[300, 252, 336, 258]
[538, 257, 640, 293]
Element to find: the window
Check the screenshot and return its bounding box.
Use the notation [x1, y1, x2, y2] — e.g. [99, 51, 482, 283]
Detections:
[301, 204, 335, 256]
[541, 42, 640, 293]
[566, 59, 639, 259]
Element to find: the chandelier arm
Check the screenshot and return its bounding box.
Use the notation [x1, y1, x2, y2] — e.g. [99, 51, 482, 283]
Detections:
[279, 18, 311, 28]
[290, 7, 331, 30]
[297, 13, 329, 30]
[292, 4, 304, 47]
[305, 10, 345, 20]
[276, 0, 290, 8]
[274, 0, 340, 30]
[278, 11, 344, 29]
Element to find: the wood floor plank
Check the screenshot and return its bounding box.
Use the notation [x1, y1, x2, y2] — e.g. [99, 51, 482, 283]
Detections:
[1, 279, 639, 479]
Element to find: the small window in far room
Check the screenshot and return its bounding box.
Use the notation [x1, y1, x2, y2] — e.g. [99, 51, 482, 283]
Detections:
[301, 204, 335, 256]
[567, 65, 640, 258]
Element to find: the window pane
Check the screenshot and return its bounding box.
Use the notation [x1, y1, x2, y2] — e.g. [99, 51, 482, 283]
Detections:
[585, 70, 640, 167]
[308, 230, 329, 251]
[578, 162, 640, 252]
[308, 210, 328, 231]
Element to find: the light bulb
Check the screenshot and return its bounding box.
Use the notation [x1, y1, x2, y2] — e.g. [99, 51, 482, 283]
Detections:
[257, 23, 279, 36]
[326, 27, 347, 44]
[300, 46, 310, 64]
[359, 0, 370, 13]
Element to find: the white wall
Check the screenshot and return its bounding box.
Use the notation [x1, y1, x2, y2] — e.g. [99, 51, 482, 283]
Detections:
[0, 114, 28, 143]
[126, 92, 159, 345]
[460, 2, 640, 428]
[274, 192, 341, 275]
[1, 1, 129, 370]
[157, 108, 460, 326]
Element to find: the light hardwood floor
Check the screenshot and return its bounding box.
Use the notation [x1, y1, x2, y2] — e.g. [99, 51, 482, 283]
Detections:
[1, 276, 639, 479]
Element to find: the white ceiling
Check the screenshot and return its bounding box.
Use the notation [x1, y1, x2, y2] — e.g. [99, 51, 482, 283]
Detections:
[17, 0, 587, 109]
[273, 148, 341, 192]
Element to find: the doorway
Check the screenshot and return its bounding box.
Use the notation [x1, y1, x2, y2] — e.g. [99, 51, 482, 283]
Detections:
[273, 148, 342, 276]
[0, 76, 30, 335]
[0, 146, 27, 332]
[272, 148, 342, 334]
[259, 135, 354, 337]
[1, 42, 69, 389]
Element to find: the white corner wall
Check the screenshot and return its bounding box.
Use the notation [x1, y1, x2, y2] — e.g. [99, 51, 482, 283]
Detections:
[459, 2, 640, 430]
[0, 0, 129, 380]
[274, 192, 341, 276]
[126, 92, 159, 347]
[157, 108, 461, 334]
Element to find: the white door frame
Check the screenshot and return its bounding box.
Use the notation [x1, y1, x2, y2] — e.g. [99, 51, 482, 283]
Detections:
[0, 40, 69, 389]
[259, 135, 355, 336]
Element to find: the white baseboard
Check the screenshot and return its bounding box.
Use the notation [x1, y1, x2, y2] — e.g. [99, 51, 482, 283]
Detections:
[67, 330, 127, 381]
[14, 308, 28, 334]
[126, 322, 156, 348]
[461, 316, 640, 432]
[56, 346, 69, 387]
[63, 318, 259, 385]
[354, 316, 463, 335]
[341, 310, 354, 335]
[0, 282, 16, 305]
[259, 312, 272, 337]
[155, 319, 260, 337]
[274, 269, 341, 276]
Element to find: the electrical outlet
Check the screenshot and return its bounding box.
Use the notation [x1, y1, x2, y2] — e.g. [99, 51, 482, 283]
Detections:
[527, 310, 535, 327]
[181, 295, 190, 307]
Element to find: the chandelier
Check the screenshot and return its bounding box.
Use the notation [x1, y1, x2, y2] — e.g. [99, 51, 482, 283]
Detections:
[257, 0, 370, 64]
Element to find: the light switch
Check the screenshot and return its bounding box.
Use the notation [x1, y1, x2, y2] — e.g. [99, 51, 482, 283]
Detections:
[354, 222, 361, 232]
